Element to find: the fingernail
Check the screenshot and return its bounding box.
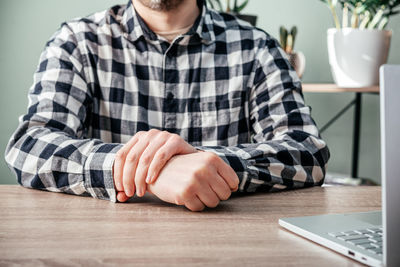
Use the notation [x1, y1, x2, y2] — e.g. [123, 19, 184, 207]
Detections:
[146, 175, 151, 183]
[137, 189, 143, 197]
[116, 182, 122, 190]
[126, 189, 132, 197]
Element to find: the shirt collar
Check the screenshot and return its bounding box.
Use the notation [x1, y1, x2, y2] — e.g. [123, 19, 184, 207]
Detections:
[121, 0, 216, 44]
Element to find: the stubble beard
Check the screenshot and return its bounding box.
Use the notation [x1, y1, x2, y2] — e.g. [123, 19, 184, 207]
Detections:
[136, 0, 185, 11]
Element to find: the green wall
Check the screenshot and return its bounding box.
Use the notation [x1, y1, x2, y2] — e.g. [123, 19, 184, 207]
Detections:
[1, 0, 399, 184]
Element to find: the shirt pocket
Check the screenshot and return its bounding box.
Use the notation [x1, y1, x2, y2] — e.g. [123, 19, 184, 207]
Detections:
[192, 97, 245, 145]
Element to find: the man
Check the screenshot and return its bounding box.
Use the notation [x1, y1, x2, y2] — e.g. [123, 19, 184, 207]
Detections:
[5, 0, 330, 211]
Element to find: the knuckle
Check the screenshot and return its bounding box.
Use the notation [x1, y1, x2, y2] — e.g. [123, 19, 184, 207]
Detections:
[134, 177, 144, 186]
[192, 170, 201, 180]
[162, 131, 172, 138]
[116, 149, 126, 160]
[140, 154, 152, 165]
[169, 134, 182, 143]
[133, 132, 144, 142]
[135, 131, 145, 138]
[148, 129, 160, 135]
[159, 131, 169, 139]
[204, 152, 219, 164]
[192, 167, 207, 181]
[126, 152, 138, 163]
[155, 150, 167, 161]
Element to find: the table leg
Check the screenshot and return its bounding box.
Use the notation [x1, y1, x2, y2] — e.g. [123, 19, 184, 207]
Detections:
[352, 93, 362, 178]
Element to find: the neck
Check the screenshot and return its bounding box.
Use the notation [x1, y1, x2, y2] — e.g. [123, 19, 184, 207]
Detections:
[132, 0, 200, 33]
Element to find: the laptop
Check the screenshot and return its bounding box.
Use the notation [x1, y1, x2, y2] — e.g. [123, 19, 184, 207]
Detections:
[279, 65, 400, 267]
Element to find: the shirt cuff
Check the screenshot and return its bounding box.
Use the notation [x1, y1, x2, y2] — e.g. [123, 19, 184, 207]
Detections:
[83, 143, 123, 202]
[195, 145, 254, 179]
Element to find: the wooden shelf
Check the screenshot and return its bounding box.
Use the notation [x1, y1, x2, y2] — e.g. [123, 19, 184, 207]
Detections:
[302, 83, 380, 93]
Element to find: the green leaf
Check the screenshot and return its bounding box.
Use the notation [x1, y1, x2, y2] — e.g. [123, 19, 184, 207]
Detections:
[279, 26, 288, 52]
[378, 16, 389, 29]
[206, 0, 223, 12]
[234, 0, 249, 13]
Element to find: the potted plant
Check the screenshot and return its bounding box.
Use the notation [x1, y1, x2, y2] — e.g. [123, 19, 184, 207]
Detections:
[207, 0, 257, 26]
[319, 0, 399, 87]
[279, 26, 306, 79]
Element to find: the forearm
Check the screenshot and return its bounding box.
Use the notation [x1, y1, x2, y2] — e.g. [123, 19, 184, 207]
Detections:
[5, 121, 123, 201]
[196, 131, 329, 193]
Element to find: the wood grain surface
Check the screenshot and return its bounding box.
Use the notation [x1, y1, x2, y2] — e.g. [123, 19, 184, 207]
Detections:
[302, 83, 380, 93]
[0, 185, 381, 266]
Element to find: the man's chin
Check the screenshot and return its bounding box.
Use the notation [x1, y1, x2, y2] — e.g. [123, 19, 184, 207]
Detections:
[136, 0, 185, 11]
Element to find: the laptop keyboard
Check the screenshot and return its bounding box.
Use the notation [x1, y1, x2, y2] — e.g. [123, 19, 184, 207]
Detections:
[328, 227, 383, 255]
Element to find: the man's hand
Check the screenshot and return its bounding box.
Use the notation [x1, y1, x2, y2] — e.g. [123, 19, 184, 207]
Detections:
[113, 129, 197, 201]
[147, 151, 240, 211]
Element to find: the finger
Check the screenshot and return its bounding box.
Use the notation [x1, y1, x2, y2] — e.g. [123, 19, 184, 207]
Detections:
[208, 173, 232, 201]
[184, 195, 205, 212]
[113, 133, 143, 192]
[197, 184, 220, 208]
[134, 134, 169, 197]
[117, 191, 130, 203]
[216, 158, 240, 190]
[122, 137, 150, 197]
[174, 195, 184, 206]
[145, 144, 178, 184]
[146, 136, 196, 184]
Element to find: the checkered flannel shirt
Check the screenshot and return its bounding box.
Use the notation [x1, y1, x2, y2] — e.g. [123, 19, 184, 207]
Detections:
[5, 1, 330, 202]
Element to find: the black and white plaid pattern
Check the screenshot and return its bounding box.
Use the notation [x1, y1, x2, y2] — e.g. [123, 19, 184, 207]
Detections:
[5, 1, 330, 202]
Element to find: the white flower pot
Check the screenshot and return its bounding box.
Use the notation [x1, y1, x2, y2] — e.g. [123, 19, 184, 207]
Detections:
[327, 28, 392, 88]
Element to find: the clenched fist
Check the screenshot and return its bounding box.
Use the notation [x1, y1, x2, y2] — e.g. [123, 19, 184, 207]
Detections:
[147, 151, 239, 211]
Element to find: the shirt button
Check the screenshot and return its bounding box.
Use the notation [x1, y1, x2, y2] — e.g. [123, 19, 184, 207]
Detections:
[167, 92, 174, 100]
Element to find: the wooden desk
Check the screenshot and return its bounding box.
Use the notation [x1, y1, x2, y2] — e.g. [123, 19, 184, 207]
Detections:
[0, 185, 380, 266]
[302, 83, 379, 93]
[302, 83, 380, 179]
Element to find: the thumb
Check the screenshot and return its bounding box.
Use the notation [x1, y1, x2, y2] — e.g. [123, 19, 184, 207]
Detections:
[117, 191, 130, 202]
